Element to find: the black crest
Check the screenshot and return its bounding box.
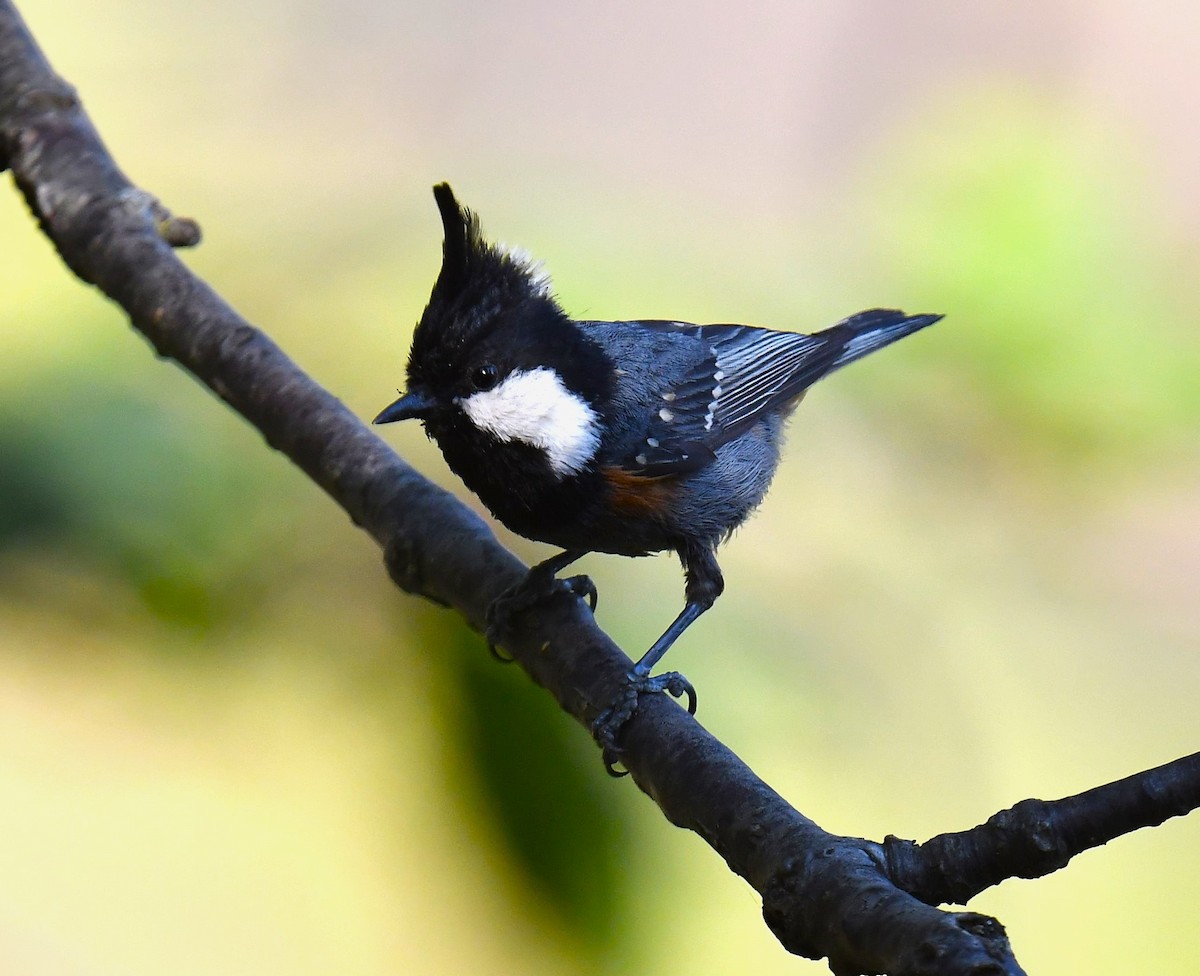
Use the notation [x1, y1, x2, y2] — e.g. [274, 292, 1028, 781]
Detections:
[407, 185, 555, 389]
[405, 184, 612, 408]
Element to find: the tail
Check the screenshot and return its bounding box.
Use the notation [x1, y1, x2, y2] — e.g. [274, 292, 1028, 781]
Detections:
[824, 309, 942, 374]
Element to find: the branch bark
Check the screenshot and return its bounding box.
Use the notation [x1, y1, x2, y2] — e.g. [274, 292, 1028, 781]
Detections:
[884, 751, 1200, 907]
[2, 3, 1196, 973]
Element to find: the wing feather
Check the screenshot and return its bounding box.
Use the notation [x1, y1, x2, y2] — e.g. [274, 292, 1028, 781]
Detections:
[609, 310, 939, 475]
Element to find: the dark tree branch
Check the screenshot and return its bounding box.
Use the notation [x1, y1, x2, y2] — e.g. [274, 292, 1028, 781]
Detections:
[2, 3, 1197, 972]
[884, 751, 1200, 907]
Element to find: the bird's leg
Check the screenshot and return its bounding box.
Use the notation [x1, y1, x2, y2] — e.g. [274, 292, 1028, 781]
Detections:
[485, 549, 593, 659]
[590, 604, 703, 771]
[592, 546, 724, 773]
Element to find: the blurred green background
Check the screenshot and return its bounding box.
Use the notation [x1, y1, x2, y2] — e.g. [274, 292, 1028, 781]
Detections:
[2, 1, 1199, 973]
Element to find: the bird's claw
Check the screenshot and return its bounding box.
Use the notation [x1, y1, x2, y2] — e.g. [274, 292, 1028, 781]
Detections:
[484, 571, 598, 659]
[485, 639, 516, 663]
[593, 669, 697, 776]
[563, 574, 598, 611]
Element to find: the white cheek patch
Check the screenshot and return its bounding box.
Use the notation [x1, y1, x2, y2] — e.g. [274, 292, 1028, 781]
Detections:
[457, 367, 600, 477]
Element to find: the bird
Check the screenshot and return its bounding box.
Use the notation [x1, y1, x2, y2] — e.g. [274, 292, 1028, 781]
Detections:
[374, 182, 941, 770]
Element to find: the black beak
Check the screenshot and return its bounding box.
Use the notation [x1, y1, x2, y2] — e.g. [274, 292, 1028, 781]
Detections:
[373, 390, 437, 424]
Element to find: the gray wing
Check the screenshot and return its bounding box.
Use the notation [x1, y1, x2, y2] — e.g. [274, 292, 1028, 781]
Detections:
[612, 309, 940, 476]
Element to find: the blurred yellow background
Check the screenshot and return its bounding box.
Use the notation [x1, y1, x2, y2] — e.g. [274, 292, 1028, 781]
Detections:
[2, 1, 1199, 973]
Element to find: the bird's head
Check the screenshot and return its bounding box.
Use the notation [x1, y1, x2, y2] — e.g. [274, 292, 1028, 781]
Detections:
[374, 184, 613, 483]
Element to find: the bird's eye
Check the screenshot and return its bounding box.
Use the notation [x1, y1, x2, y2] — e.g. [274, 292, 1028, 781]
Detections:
[471, 364, 499, 391]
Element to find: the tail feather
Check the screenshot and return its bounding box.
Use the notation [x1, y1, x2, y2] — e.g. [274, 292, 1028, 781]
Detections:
[826, 309, 942, 373]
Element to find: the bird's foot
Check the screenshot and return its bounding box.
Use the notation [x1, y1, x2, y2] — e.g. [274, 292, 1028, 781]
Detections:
[592, 670, 697, 776]
[485, 570, 597, 661]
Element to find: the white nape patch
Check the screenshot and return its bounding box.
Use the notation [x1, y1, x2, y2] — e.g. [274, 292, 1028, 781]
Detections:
[496, 243, 553, 297]
[457, 367, 599, 477]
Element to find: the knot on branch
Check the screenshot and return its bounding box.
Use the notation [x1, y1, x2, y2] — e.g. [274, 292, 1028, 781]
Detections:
[15, 79, 78, 113]
[384, 532, 447, 607]
[116, 187, 201, 247]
